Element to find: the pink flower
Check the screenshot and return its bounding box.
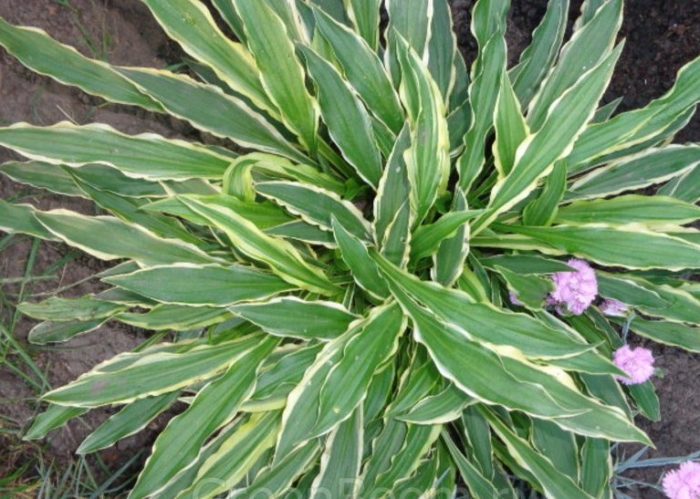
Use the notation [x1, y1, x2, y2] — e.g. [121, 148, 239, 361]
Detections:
[509, 291, 523, 306]
[613, 345, 655, 385]
[662, 461, 700, 499]
[549, 259, 598, 315]
[600, 299, 629, 317]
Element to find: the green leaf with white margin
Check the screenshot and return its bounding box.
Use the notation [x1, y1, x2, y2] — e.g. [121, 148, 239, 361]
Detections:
[396, 36, 450, 223]
[0, 201, 58, 241]
[77, 392, 180, 455]
[483, 408, 595, 499]
[332, 218, 390, 299]
[659, 164, 700, 203]
[509, 0, 569, 107]
[210, 0, 246, 41]
[33, 209, 216, 266]
[398, 385, 474, 425]
[493, 265, 553, 310]
[373, 125, 412, 261]
[442, 432, 501, 499]
[310, 407, 363, 498]
[27, 319, 107, 345]
[527, 0, 622, 129]
[597, 273, 669, 310]
[0, 161, 84, 198]
[481, 254, 573, 274]
[628, 381, 661, 422]
[230, 297, 358, 340]
[182, 197, 339, 296]
[432, 191, 472, 286]
[461, 405, 494, 478]
[104, 264, 294, 307]
[234, 0, 319, 152]
[256, 181, 371, 240]
[344, 0, 381, 50]
[522, 160, 567, 226]
[383, 277, 649, 443]
[276, 303, 405, 460]
[232, 440, 320, 498]
[567, 145, 700, 201]
[566, 57, 700, 174]
[117, 305, 230, 331]
[618, 276, 700, 324]
[473, 44, 624, 235]
[457, 34, 507, 190]
[18, 296, 124, 322]
[243, 344, 322, 413]
[0, 122, 232, 181]
[390, 453, 440, 499]
[385, 0, 432, 83]
[145, 195, 292, 231]
[579, 438, 612, 498]
[556, 195, 700, 226]
[224, 152, 344, 198]
[455, 0, 509, 189]
[44, 333, 266, 408]
[531, 419, 579, 481]
[267, 220, 337, 247]
[71, 177, 201, 246]
[493, 71, 529, 178]
[299, 46, 382, 188]
[130, 337, 277, 499]
[118, 68, 308, 164]
[179, 412, 280, 499]
[0, 18, 160, 111]
[411, 206, 482, 261]
[264, 0, 310, 45]
[373, 252, 595, 360]
[359, 420, 441, 496]
[312, 7, 404, 133]
[24, 405, 88, 441]
[501, 223, 700, 270]
[625, 318, 700, 353]
[427, 0, 459, 99]
[141, 0, 273, 113]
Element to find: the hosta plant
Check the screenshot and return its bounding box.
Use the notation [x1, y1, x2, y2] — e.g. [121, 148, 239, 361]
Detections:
[1, 0, 699, 497]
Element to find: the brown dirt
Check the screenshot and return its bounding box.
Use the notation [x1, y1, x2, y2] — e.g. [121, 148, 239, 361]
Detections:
[0, 0, 698, 495]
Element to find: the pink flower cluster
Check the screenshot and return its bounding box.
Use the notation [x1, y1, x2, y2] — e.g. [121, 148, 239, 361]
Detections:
[549, 259, 598, 315]
[600, 299, 629, 317]
[663, 461, 700, 499]
[613, 345, 655, 385]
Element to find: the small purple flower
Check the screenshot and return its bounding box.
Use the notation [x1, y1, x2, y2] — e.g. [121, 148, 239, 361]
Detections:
[662, 461, 700, 499]
[509, 291, 523, 306]
[613, 345, 655, 385]
[600, 299, 629, 317]
[549, 259, 598, 315]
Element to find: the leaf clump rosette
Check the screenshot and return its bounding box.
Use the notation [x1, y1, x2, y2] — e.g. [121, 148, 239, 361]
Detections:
[0, 0, 699, 497]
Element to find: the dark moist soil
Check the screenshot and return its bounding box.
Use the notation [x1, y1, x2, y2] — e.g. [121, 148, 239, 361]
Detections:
[0, 0, 698, 495]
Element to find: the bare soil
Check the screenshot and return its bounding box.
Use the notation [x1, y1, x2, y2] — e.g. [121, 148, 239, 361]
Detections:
[0, 0, 698, 496]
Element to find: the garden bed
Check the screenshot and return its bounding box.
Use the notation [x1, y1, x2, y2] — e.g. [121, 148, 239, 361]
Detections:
[0, 0, 697, 496]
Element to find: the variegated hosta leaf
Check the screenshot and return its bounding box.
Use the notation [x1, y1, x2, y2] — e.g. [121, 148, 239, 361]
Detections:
[181, 196, 339, 295]
[142, 0, 273, 113]
[0, 122, 231, 180]
[44, 333, 268, 408]
[396, 35, 451, 224]
[234, 0, 319, 153]
[0, 18, 160, 110]
[130, 337, 277, 498]
[276, 303, 405, 459]
[474, 43, 624, 235]
[104, 264, 294, 307]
